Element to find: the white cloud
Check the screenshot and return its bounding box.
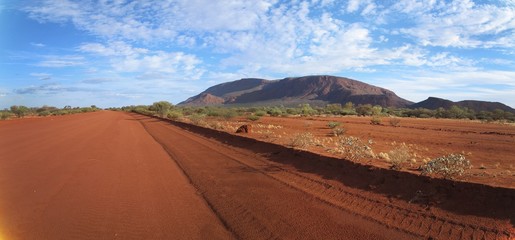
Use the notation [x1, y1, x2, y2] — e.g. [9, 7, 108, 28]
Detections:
[346, 0, 377, 16]
[30, 42, 45, 47]
[79, 41, 204, 80]
[15, 0, 515, 108]
[13, 83, 91, 95]
[167, 0, 275, 32]
[392, 0, 515, 48]
[36, 55, 85, 67]
[24, 0, 275, 42]
[78, 41, 148, 57]
[347, 0, 361, 13]
[30, 72, 52, 80]
[24, 0, 515, 74]
[115, 51, 199, 73]
[81, 78, 116, 84]
[378, 69, 515, 107]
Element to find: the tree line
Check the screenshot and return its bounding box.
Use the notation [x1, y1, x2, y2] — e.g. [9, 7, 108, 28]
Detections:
[1, 105, 99, 120]
[116, 101, 515, 123]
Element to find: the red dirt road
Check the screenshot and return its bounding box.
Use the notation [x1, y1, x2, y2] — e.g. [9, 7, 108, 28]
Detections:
[1, 111, 513, 239]
[0, 111, 231, 239]
[138, 115, 414, 239]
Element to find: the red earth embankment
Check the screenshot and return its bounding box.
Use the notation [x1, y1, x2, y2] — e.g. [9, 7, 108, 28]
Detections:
[154, 114, 514, 239]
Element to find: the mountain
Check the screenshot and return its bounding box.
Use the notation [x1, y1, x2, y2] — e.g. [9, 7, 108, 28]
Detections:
[180, 75, 413, 108]
[411, 97, 515, 113]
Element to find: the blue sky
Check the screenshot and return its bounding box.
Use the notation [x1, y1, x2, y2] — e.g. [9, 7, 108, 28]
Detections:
[1, 0, 514, 108]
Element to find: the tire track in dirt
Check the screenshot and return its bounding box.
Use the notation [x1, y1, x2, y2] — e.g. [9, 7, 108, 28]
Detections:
[137, 114, 514, 240]
[137, 115, 418, 240]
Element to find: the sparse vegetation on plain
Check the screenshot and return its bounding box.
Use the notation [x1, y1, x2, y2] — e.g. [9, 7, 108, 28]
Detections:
[327, 121, 341, 129]
[389, 117, 401, 127]
[0, 105, 99, 120]
[388, 143, 412, 170]
[119, 101, 515, 186]
[331, 136, 375, 161]
[0, 110, 12, 120]
[370, 116, 382, 125]
[167, 110, 183, 120]
[289, 132, 315, 149]
[248, 115, 260, 121]
[332, 127, 346, 137]
[188, 114, 206, 126]
[118, 101, 515, 123]
[421, 153, 471, 179]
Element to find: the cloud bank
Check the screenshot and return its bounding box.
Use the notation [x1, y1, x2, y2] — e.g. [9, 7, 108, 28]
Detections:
[4, 0, 513, 107]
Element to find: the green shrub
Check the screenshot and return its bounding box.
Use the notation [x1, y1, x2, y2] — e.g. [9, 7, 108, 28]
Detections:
[332, 136, 375, 161]
[421, 154, 471, 179]
[356, 104, 373, 116]
[248, 115, 260, 121]
[167, 111, 183, 120]
[188, 114, 206, 126]
[389, 117, 401, 127]
[255, 110, 267, 117]
[151, 101, 173, 118]
[222, 109, 238, 119]
[268, 107, 283, 117]
[370, 116, 382, 125]
[38, 111, 52, 116]
[332, 127, 346, 137]
[0, 111, 12, 120]
[289, 132, 315, 149]
[388, 144, 411, 170]
[327, 121, 341, 129]
[10, 105, 30, 118]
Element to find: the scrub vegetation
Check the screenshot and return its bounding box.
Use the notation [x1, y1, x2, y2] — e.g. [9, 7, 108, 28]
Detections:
[112, 101, 504, 180]
[1, 105, 99, 120]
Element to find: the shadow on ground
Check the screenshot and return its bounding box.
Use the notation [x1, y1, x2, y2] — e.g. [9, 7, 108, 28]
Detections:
[132, 113, 515, 227]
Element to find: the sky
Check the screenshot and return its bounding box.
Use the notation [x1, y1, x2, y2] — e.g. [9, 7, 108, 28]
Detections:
[0, 0, 514, 109]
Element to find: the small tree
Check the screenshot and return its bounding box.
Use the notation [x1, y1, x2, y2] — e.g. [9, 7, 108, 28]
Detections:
[325, 103, 342, 115]
[152, 101, 173, 117]
[356, 104, 373, 116]
[371, 105, 382, 116]
[10, 105, 30, 118]
[268, 107, 283, 117]
[299, 103, 317, 116]
[0, 111, 12, 120]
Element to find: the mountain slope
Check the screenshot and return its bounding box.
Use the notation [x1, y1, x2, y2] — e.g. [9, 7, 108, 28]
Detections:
[410, 97, 515, 112]
[179, 75, 412, 108]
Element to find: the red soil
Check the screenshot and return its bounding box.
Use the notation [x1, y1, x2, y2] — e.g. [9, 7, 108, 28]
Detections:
[166, 115, 515, 239]
[0, 111, 231, 239]
[1, 111, 513, 239]
[224, 115, 515, 189]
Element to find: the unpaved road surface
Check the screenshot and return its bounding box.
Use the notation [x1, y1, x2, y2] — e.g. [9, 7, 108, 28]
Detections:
[0, 111, 231, 239]
[1, 111, 513, 239]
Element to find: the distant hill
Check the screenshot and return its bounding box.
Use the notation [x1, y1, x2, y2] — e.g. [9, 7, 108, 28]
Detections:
[180, 75, 413, 108]
[410, 97, 515, 113]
